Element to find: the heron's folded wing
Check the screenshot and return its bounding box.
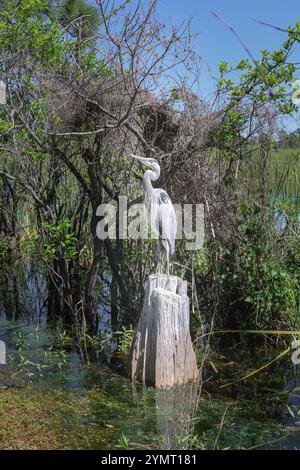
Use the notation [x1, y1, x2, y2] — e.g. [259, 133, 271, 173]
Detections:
[157, 198, 177, 255]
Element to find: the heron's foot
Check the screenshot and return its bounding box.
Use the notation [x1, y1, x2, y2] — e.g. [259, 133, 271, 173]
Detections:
[154, 266, 171, 277]
[154, 269, 165, 276]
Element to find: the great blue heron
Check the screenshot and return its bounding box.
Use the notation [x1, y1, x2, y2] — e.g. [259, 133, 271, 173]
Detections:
[129, 154, 177, 275]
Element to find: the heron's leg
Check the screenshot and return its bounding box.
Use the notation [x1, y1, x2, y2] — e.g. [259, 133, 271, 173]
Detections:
[156, 259, 162, 274]
[165, 250, 172, 289]
[164, 245, 170, 277]
[156, 240, 163, 274]
[155, 243, 159, 274]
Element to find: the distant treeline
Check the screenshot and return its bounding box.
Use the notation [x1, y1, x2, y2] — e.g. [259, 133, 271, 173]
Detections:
[276, 129, 300, 149]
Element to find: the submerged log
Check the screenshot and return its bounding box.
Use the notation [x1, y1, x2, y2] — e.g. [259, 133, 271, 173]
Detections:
[129, 274, 198, 388]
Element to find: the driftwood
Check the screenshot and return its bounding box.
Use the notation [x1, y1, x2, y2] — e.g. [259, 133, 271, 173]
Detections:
[129, 274, 198, 388]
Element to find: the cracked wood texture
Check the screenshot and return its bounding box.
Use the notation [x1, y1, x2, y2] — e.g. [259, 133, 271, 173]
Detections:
[129, 275, 198, 388]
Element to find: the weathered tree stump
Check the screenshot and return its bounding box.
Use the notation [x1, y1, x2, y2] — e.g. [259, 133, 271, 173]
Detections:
[129, 274, 198, 388]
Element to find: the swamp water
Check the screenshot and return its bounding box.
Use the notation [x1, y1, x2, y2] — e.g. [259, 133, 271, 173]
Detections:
[0, 272, 300, 450]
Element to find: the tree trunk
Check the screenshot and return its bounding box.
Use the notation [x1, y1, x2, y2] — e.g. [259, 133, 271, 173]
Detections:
[129, 274, 198, 389]
[84, 202, 102, 332]
[110, 275, 118, 331]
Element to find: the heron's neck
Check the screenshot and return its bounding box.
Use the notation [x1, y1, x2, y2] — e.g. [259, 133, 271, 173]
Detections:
[143, 168, 160, 194]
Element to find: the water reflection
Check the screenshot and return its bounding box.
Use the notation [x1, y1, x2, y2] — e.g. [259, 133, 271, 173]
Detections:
[0, 270, 300, 449]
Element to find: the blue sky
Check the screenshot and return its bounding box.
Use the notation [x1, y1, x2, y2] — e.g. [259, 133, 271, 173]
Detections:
[155, 0, 300, 130]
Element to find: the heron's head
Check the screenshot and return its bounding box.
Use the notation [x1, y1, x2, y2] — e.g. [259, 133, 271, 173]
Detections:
[129, 154, 160, 172]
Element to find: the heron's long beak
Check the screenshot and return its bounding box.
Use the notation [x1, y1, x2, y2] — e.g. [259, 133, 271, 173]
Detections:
[129, 154, 151, 166]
